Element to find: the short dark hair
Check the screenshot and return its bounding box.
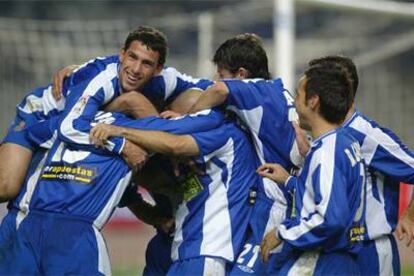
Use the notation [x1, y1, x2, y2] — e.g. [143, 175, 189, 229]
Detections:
[309, 55, 358, 99]
[124, 26, 168, 66]
[213, 33, 271, 79]
[304, 64, 353, 124]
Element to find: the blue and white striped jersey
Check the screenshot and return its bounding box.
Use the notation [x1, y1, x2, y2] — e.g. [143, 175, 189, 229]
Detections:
[10, 109, 225, 229]
[222, 79, 300, 204]
[7, 126, 132, 231]
[13, 55, 204, 151]
[279, 128, 366, 253]
[343, 111, 414, 240]
[14, 56, 119, 127]
[171, 121, 261, 263]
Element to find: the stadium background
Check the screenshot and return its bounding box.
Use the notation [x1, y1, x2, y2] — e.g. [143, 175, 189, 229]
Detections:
[0, 0, 413, 274]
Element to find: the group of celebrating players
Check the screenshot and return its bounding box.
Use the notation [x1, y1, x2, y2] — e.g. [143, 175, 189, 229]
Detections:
[0, 26, 413, 275]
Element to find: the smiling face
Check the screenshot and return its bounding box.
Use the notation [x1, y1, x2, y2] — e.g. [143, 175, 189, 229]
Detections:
[119, 40, 162, 92]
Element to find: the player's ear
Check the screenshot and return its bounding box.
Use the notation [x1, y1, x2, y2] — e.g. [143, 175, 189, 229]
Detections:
[236, 67, 250, 80]
[307, 95, 320, 110]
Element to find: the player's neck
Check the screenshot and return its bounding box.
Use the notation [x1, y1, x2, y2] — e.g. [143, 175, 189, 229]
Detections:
[309, 116, 340, 140]
[344, 103, 356, 122]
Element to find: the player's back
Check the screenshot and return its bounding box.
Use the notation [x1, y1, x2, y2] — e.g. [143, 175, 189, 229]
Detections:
[344, 111, 414, 240]
[171, 120, 261, 263]
[11, 137, 131, 230]
[222, 78, 299, 206]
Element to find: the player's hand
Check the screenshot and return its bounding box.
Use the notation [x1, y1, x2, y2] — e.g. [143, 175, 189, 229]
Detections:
[121, 140, 148, 171]
[293, 122, 310, 157]
[52, 64, 79, 101]
[257, 163, 290, 184]
[90, 123, 123, 147]
[160, 110, 182, 119]
[261, 228, 282, 263]
[396, 206, 414, 250]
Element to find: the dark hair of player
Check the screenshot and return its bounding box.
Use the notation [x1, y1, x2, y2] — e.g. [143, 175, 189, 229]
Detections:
[308, 55, 358, 99]
[124, 26, 168, 66]
[304, 63, 353, 124]
[213, 33, 271, 79]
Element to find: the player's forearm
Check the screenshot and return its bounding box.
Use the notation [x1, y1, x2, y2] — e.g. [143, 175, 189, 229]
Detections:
[190, 82, 229, 113]
[120, 128, 199, 157]
[105, 92, 159, 119]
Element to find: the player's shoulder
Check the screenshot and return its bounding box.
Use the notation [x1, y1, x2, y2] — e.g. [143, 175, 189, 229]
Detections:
[345, 110, 403, 145]
[344, 110, 381, 133]
[313, 128, 352, 154]
[71, 54, 118, 81]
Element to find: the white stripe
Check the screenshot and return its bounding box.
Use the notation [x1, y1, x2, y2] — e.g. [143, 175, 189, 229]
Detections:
[161, 67, 203, 100]
[264, 201, 287, 239]
[375, 236, 394, 276]
[200, 139, 234, 261]
[18, 86, 64, 116]
[62, 148, 91, 164]
[74, 57, 104, 73]
[279, 134, 336, 241]
[241, 78, 264, 83]
[19, 94, 43, 114]
[16, 152, 48, 228]
[161, 67, 178, 100]
[290, 140, 304, 167]
[266, 202, 288, 254]
[350, 116, 414, 167]
[42, 85, 66, 114]
[51, 142, 65, 162]
[39, 130, 57, 149]
[171, 203, 189, 261]
[262, 177, 287, 206]
[93, 171, 132, 229]
[365, 172, 392, 239]
[171, 108, 214, 121]
[93, 226, 112, 276]
[287, 251, 320, 276]
[226, 105, 264, 163]
[60, 63, 118, 145]
[203, 257, 226, 276]
[227, 104, 286, 204]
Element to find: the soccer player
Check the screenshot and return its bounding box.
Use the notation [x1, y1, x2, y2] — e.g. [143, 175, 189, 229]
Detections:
[121, 90, 212, 276]
[0, 100, 224, 274]
[259, 63, 365, 275]
[307, 56, 414, 275]
[0, 26, 206, 203]
[189, 34, 301, 274]
[89, 108, 262, 275]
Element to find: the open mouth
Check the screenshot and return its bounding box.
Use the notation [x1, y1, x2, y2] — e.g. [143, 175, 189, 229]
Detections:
[126, 72, 139, 83]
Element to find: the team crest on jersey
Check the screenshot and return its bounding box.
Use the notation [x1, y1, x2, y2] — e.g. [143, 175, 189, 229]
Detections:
[74, 95, 90, 113]
[182, 173, 203, 202]
[349, 224, 365, 242]
[41, 163, 96, 184]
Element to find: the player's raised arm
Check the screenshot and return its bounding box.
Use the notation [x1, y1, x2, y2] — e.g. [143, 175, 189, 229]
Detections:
[95, 126, 200, 157]
[189, 82, 229, 113]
